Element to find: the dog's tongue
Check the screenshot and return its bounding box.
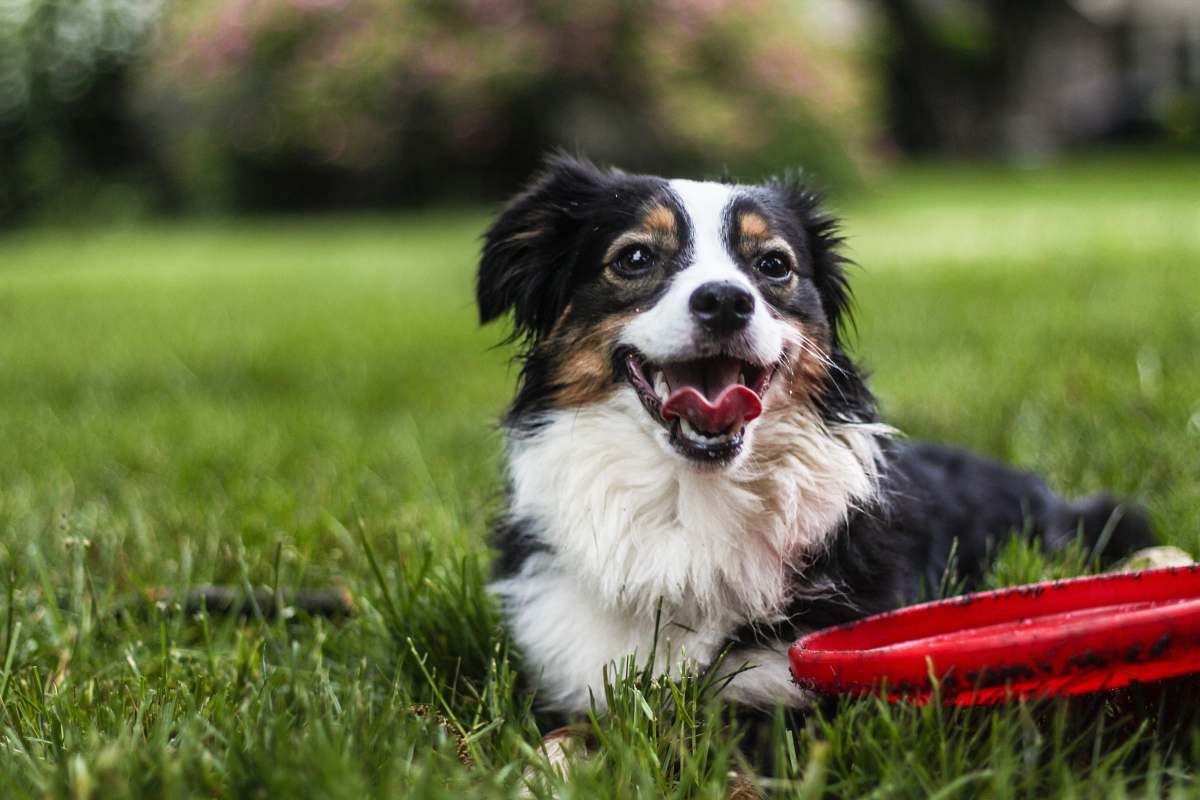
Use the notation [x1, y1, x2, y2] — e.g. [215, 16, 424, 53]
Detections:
[660, 358, 762, 433]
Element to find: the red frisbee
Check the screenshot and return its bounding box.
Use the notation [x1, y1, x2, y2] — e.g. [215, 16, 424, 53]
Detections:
[788, 566, 1200, 705]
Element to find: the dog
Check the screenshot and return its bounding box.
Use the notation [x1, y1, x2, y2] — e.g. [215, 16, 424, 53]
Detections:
[476, 154, 1154, 716]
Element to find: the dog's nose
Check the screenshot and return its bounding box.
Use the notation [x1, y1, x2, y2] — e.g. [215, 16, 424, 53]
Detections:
[689, 281, 754, 334]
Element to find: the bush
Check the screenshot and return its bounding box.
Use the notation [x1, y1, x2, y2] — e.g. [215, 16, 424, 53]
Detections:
[0, 1, 880, 220]
[0, 0, 165, 223]
[135, 0, 880, 211]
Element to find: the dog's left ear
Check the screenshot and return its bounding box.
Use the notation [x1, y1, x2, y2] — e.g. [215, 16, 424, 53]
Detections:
[478, 154, 611, 342]
[770, 175, 854, 346]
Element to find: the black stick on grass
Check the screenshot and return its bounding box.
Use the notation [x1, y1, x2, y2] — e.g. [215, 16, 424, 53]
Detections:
[141, 585, 355, 620]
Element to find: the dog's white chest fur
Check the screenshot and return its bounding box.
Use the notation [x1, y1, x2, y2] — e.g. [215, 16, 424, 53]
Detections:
[491, 389, 883, 711]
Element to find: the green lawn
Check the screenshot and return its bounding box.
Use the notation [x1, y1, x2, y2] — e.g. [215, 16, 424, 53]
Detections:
[1, 153, 1199, 798]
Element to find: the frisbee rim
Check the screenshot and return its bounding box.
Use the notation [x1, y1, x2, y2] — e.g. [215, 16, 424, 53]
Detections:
[787, 565, 1200, 702]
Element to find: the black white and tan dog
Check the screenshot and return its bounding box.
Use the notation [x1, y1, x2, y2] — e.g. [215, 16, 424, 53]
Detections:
[477, 155, 1154, 715]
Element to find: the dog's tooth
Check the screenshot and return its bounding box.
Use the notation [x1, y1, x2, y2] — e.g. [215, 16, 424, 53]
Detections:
[654, 373, 668, 400]
[682, 419, 706, 442]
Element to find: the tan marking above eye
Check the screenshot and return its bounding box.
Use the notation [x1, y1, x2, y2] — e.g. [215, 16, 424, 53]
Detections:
[641, 204, 677, 238]
[604, 204, 680, 270]
[739, 211, 770, 239]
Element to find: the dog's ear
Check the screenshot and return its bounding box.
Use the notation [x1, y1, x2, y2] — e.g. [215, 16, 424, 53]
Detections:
[770, 175, 854, 346]
[478, 154, 610, 341]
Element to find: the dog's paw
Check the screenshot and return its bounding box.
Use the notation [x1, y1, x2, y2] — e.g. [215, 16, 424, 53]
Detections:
[538, 725, 595, 777]
[519, 725, 595, 796]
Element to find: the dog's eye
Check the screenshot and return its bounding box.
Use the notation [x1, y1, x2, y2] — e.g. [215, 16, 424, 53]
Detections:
[755, 252, 792, 282]
[612, 244, 656, 277]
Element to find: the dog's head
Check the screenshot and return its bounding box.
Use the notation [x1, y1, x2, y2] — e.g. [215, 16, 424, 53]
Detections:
[478, 155, 871, 468]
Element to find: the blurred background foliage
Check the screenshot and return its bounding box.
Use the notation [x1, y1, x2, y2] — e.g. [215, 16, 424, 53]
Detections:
[137, 0, 875, 211]
[0, 0, 1197, 224]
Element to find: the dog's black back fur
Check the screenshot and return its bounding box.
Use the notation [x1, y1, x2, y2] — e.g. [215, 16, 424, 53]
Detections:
[729, 440, 1154, 649]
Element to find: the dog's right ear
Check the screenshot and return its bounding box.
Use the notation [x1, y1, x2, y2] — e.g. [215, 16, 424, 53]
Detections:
[478, 154, 609, 341]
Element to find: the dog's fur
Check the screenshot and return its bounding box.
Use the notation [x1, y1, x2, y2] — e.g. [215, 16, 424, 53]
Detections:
[477, 155, 1153, 715]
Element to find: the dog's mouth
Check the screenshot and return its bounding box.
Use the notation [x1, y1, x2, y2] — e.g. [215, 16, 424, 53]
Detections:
[621, 349, 776, 464]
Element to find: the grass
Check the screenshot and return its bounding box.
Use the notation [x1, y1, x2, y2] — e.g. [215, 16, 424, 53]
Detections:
[0, 152, 1198, 797]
